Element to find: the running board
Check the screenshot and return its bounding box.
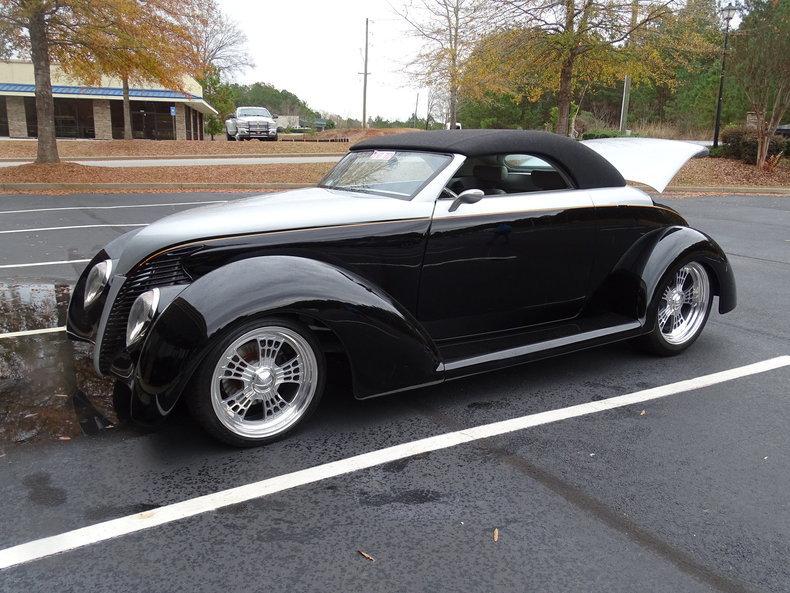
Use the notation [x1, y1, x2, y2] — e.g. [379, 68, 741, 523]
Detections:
[444, 321, 642, 375]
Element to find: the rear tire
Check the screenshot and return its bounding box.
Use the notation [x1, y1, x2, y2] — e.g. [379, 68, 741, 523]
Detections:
[635, 259, 713, 356]
[188, 317, 325, 447]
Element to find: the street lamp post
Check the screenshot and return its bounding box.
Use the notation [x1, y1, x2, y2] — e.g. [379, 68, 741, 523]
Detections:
[713, 2, 738, 148]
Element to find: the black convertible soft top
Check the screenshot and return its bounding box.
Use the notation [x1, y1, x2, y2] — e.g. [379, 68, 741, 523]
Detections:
[352, 129, 626, 190]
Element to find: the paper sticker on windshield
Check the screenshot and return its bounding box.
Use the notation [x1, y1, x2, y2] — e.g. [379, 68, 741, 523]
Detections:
[370, 150, 396, 161]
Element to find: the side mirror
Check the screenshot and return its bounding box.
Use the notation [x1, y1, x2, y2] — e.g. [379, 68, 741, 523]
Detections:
[449, 189, 485, 212]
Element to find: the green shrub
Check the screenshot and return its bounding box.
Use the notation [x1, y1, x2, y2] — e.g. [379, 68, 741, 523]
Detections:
[719, 125, 787, 163]
[581, 129, 624, 140]
[707, 146, 725, 158]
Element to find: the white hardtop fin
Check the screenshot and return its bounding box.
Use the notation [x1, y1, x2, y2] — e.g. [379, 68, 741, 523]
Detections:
[581, 138, 708, 193]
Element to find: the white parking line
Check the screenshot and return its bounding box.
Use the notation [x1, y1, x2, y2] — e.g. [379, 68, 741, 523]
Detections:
[0, 259, 90, 269]
[0, 200, 227, 215]
[0, 327, 65, 339]
[0, 224, 146, 235]
[0, 355, 787, 571]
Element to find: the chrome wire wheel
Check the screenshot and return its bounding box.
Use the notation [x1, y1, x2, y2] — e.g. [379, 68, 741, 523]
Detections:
[210, 326, 318, 439]
[657, 262, 710, 345]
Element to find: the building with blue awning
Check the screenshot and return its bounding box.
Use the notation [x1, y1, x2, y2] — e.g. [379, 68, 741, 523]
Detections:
[0, 60, 217, 141]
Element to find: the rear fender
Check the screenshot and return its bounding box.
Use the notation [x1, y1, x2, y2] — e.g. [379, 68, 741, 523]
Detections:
[130, 256, 441, 423]
[591, 226, 736, 322]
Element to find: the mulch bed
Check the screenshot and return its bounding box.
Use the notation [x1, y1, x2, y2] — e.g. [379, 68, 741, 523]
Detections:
[0, 162, 333, 185]
[673, 157, 790, 187]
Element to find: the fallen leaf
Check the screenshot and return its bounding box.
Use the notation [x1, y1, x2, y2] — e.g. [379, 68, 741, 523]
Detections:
[589, 453, 596, 457]
[493, 528, 499, 542]
[763, 456, 768, 460]
[357, 550, 375, 562]
[24, 413, 38, 419]
[639, 410, 646, 416]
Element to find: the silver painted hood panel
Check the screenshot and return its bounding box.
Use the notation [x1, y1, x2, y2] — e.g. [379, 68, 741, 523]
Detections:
[581, 138, 708, 192]
[115, 187, 433, 273]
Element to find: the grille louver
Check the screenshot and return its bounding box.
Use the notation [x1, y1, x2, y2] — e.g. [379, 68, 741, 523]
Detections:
[97, 249, 194, 373]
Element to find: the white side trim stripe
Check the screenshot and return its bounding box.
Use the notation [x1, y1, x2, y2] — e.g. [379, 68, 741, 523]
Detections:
[0, 355, 787, 570]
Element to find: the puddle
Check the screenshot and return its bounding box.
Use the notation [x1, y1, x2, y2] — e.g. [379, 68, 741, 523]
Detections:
[0, 283, 117, 448]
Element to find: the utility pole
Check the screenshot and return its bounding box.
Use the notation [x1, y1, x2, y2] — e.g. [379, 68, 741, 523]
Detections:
[619, 76, 631, 133]
[362, 18, 370, 129]
[413, 92, 419, 128]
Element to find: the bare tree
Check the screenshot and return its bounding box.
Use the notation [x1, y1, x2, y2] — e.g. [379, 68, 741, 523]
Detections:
[424, 85, 447, 128]
[395, 0, 486, 128]
[187, 0, 253, 78]
[486, 0, 680, 135]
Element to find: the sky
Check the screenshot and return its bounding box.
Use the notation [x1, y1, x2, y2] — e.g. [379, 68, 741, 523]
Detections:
[217, 0, 428, 121]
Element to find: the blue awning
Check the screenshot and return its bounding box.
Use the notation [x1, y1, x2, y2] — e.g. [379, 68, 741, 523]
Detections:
[0, 82, 201, 100]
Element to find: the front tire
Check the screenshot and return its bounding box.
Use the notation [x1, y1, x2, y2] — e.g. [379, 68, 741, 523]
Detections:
[636, 260, 713, 356]
[226, 132, 235, 141]
[188, 317, 325, 447]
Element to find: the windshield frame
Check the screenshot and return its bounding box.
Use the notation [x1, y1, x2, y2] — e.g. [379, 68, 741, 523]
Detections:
[318, 149, 454, 201]
[237, 107, 272, 118]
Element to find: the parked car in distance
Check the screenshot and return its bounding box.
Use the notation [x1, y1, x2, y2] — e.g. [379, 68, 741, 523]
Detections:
[225, 106, 278, 141]
[775, 124, 790, 138]
[68, 130, 736, 447]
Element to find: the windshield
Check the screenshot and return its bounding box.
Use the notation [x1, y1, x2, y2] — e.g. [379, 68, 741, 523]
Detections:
[319, 150, 451, 200]
[237, 107, 271, 118]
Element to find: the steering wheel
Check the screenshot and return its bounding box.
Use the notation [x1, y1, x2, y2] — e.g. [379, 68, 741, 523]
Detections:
[441, 187, 458, 200]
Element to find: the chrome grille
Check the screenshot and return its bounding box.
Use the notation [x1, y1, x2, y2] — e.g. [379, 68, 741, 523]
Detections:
[248, 121, 269, 131]
[97, 250, 193, 373]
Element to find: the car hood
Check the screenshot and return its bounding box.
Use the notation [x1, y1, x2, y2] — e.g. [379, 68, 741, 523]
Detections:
[115, 187, 434, 274]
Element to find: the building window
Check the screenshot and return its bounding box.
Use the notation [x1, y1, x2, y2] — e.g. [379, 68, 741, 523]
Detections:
[21, 97, 95, 138]
[110, 100, 176, 140]
[0, 96, 8, 137]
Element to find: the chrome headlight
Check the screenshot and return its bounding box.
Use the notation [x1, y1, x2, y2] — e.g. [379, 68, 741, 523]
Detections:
[84, 259, 112, 308]
[125, 288, 160, 348]
[237, 120, 249, 129]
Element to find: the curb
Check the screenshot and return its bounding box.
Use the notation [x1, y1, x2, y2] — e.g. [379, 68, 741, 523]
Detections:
[0, 182, 313, 191]
[0, 153, 348, 163]
[663, 185, 790, 195]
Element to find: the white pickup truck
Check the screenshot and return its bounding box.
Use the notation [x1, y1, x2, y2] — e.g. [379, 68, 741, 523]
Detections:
[225, 106, 278, 141]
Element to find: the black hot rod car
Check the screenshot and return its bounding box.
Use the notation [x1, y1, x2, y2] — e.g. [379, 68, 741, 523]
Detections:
[67, 130, 736, 446]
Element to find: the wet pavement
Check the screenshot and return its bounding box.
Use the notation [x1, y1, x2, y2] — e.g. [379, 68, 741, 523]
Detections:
[0, 283, 116, 446]
[0, 192, 787, 592]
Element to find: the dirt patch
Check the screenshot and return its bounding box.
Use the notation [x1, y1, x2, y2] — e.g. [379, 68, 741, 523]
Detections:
[674, 157, 790, 188]
[0, 162, 333, 185]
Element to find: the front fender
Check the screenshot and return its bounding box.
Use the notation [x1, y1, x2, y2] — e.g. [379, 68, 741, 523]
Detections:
[130, 256, 442, 423]
[599, 226, 736, 321]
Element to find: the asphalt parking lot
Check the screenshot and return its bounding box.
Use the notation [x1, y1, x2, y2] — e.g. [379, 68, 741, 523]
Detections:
[0, 191, 788, 592]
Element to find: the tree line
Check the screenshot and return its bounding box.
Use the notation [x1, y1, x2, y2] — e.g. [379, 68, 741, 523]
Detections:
[399, 0, 789, 168]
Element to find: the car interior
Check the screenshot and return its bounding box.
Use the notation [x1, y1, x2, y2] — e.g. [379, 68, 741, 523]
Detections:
[446, 153, 571, 196]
